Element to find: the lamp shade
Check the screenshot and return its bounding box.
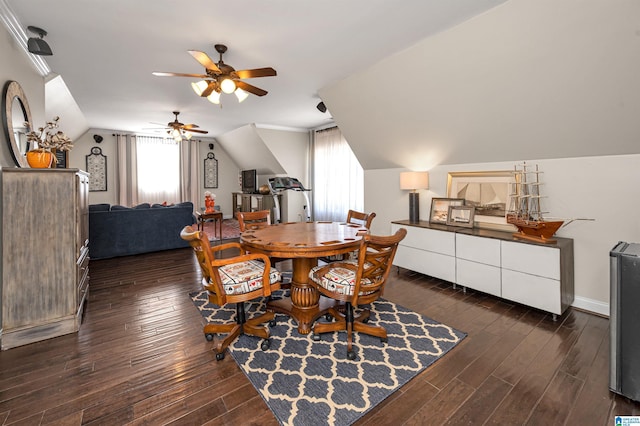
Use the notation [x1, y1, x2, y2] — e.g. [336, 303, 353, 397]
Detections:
[400, 171, 429, 191]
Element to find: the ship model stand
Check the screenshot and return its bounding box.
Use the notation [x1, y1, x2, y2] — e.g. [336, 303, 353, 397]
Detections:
[506, 163, 564, 244]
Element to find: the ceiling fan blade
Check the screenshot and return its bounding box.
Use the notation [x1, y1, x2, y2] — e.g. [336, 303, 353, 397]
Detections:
[188, 50, 221, 73]
[153, 71, 209, 78]
[234, 67, 277, 79]
[183, 124, 200, 129]
[235, 80, 268, 96]
[186, 129, 209, 134]
[200, 81, 217, 97]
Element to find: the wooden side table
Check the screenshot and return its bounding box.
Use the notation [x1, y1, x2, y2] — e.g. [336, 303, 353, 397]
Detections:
[195, 211, 223, 241]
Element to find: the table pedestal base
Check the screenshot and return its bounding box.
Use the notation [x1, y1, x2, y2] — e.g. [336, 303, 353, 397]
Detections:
[267, 257, 332, 334]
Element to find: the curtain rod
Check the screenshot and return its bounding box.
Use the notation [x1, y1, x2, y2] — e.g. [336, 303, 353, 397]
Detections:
[315, 126, 338, 133]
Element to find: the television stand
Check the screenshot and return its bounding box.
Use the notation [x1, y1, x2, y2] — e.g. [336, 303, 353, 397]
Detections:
[232, 192, 278, 222]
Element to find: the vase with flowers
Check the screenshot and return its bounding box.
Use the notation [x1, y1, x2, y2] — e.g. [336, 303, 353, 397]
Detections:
[204, 191, 216, 213]
[24, 116, 74, 168]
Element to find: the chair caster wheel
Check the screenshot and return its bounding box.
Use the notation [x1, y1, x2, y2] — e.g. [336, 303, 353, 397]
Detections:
[215, 352, 225, 361]
[381, 337, 388, 344]
[347, 350, 356, 360]
[312, 333, 321, 341]
[362, 318, 369, 324]
[269, 319, 276, 327]
[261, 339, 271, 351]
[325, 313, 333, 321]
[205, 333, 214, 341]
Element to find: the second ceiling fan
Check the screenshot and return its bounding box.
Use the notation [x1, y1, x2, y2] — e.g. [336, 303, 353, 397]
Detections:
[152, 111, 208, 141]
[153, 44, 277, 104]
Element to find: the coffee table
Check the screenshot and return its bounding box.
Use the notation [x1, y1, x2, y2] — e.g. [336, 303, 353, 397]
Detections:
[240, 221, 366, 334]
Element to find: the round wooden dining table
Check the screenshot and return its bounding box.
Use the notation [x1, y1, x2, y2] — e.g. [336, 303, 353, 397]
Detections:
[240, 221, 367, 334]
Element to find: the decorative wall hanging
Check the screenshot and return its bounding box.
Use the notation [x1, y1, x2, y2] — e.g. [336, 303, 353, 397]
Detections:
[204, 152, 218, 188]
[86, 147, 107, 191]
[2, 80, 32, 168]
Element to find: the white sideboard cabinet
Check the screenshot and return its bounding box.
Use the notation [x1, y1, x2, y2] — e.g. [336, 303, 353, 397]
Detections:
[1, 168, 90, 349]
[391, 220, 574, 319]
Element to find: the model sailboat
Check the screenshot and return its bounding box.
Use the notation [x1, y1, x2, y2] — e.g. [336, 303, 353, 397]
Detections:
[506, 163, 564, 244]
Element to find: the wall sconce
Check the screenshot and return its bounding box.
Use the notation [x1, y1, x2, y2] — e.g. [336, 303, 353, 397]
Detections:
[400, 171, 429, 223]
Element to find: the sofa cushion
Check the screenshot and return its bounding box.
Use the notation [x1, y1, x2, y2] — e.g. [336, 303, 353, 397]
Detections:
[134, 203, 151, 209]
[89, 203, 110, 212]
[110, 205, 131, 211]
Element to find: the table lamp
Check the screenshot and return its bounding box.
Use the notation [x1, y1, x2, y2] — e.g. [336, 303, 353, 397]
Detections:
[400, 171, 429, 223]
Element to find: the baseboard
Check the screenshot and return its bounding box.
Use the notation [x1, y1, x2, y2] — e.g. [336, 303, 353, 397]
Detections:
[572, 296, 609, 318]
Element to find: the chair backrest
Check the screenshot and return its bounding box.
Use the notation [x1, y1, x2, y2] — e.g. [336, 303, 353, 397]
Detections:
[180, 225, 226, 305]
[351, 227, 407, 305]
[237, 210, 271, 232]
[346, 209, 376, 229]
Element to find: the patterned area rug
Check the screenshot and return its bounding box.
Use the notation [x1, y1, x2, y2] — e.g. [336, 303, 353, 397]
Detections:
[189, 286, 466, 425]
[194, 218, 240, 241]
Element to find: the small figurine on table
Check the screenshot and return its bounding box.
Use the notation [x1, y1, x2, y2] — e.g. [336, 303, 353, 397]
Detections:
[204, 191, 216, 213]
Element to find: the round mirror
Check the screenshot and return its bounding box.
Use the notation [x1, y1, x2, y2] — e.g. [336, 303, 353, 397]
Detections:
[2, 81, 32, 167]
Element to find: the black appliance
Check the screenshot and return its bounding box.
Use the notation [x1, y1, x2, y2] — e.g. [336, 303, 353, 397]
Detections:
[609, 241, 640, 402]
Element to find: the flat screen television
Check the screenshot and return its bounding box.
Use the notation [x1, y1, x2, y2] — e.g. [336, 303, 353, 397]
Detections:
[241, 169, 257, 193]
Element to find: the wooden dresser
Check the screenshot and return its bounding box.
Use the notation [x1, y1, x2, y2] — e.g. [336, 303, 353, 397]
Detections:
[1, 168, 90, 349]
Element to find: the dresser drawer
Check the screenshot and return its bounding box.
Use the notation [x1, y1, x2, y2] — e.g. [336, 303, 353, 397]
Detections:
[501, 269, 561, 314]
[456, 233, 501, 266]
[394, 245, 456, 283]
[393, 224, 455, 256]
[501, 241, 560, 280]
[456, 258, 501, 297]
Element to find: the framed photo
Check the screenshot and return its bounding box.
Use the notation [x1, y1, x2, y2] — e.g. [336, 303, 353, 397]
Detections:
[429, 197, 465, 224]
[446, 205, 475, 228]
[447, 170, 514, 230]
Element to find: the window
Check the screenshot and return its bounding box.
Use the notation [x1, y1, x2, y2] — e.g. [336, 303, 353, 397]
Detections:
[313, 127, 364, 221]
[136, 136, 180, 204]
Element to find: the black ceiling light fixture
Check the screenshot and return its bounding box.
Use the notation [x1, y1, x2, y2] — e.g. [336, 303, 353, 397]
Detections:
[27, 26, 53, 56]
[316, 101, 327, 113]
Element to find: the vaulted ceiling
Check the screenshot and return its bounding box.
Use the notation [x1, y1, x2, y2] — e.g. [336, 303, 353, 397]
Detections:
[3, 0, 507, 137]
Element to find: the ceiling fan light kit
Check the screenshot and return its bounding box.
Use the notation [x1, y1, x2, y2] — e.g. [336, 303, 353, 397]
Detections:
[153, 43, 276, 106]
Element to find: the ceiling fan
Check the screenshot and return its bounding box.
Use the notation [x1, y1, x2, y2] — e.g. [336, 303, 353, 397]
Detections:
[150, 111, 208, 141]
[153, 44, 277, 104]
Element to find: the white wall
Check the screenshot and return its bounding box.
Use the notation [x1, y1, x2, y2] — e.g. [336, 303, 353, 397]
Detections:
[321, 0, 640, 170]
[0, 25, 44, 167]
[365, 154, 640, 316]
[257, 127, 311, 222]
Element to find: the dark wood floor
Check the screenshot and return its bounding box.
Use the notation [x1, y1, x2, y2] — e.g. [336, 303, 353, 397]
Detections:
[0, 246, 639, 425]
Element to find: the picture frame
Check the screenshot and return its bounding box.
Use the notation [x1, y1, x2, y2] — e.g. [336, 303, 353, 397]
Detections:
[446, 205, 475, 228]
[447, 170, 514, 231]
[429, 197, 465, 224]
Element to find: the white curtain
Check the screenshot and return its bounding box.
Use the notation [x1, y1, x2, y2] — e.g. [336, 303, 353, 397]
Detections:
[135, 135, 180, 204]
[180, 139, 200, 210]
[313, 127, 364, 221]
[116, 133, 139, 206]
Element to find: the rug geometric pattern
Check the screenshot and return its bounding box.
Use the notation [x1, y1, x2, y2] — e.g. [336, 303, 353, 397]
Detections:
[190, 287, 466, 426]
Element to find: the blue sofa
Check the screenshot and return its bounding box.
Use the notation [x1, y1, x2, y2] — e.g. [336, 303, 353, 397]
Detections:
[89, 202, 196, 259]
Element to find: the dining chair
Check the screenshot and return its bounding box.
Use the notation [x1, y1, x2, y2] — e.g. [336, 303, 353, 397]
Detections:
[341, 210, 376, 261]
[237, 210, 289, 287]
[309, 227, 407, 360]
[180, 225, 281, 361]
[236, 210, 271, 231]
[346, 209, 376, 229]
